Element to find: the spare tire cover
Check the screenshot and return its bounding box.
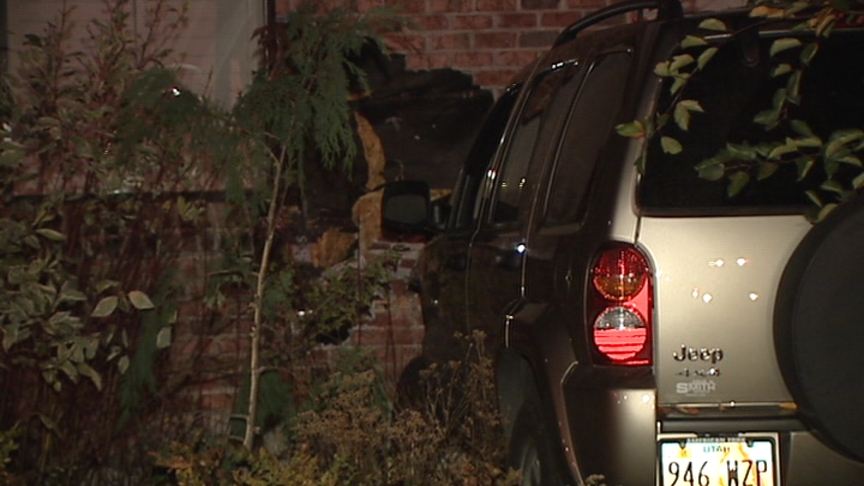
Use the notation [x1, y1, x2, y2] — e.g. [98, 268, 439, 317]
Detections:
[775, 196, 864, 462]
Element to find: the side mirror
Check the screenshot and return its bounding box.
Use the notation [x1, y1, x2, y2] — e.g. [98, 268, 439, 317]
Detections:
[381, 180, 431, 238]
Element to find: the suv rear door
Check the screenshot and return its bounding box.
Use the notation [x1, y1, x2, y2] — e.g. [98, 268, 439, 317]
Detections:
[639, 28, 864, 412]
[417, 86, 521, 362]
[466, 59, 587, 348]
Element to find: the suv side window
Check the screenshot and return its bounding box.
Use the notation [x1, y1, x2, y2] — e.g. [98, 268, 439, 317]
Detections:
[485, 62, 585, 225]
[448, 87, 521, 230]
[543, 51, 632, 226]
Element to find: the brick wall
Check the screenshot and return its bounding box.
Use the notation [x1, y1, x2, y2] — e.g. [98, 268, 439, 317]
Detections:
[278, 0, 746, 94]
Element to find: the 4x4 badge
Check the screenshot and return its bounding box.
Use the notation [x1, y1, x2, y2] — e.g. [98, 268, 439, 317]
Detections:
[673, 345, 724, 364]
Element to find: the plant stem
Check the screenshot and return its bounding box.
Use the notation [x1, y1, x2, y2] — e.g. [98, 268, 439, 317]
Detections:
[243, 143, 287, 449]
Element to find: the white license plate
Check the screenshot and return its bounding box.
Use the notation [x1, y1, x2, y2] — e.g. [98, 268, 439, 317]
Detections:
[659, 436, 778, 486]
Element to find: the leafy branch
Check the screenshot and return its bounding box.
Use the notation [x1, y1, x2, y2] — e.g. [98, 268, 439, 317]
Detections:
[616, 0, 864, 218]
[223, 1, 407, 450]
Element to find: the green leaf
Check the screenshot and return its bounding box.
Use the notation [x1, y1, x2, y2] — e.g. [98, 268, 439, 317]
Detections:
[696, 160, 725, 181]
[661, 136, 683, 155]
[2, 324, 19, 352]
[59, 360, 79, 383]
[95, 280, 120, 294]
[48, 311, 76, 327]
[799, 43, 819, 66]
[91, 296, 118, 318]
[156, 327, 172, 349]
[118, 355, 130, 375]
[750, 5, 782, 17]
[0, 150, 25, 167]
[787, 2, 810, 15]
[674, 104, 692, 131]
[815, 12, 836, 37]
[670, 76, 688, 95]
[727, 142, 758, 161]
[615, 120, 646, 138]
[727, 171, 751, 197]
[23, 235, 40, 249]
[107, 345, 122, 361]
[767, 141, 797, 160]
[77, 362, 102, 391]
[673, 99, 704, 131]
[852, 171, 864, 189]
[825, 129, 864, 158]
[670, 54, 695, 73]
[758, 162, 779, 180]
[805, 189, 822, 207]
[35, 228, 66, 242]
[838, 154, 862, 166]
[771, 64, 793, 77]
[754, 108, 780, 128]
[786, 71, 802, 104]
[825, 157, 840, 177]
[815, 203, 838, 222]
[60, 281, 87, 303]
[821, 179, 845, 194]
[772, 88, 788, 109]
[791, 119, 815, 137]
[128, 290, 155, 310]
[680, 99, 704, 112]
[699, 18, 728, 31]
[0, 140, 25, 151]
[697, 47, 718, 69]
[680, 35, 708, 49]
[654, 61, 671, 77]
[793, 136, 823, 148]
[769, 38, 802, 57]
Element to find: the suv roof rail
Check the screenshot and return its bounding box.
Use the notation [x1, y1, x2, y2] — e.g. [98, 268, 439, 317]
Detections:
[553, 0, 683, 46]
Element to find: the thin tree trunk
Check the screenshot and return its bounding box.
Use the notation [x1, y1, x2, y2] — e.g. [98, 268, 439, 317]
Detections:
[243, 145, 286, 449]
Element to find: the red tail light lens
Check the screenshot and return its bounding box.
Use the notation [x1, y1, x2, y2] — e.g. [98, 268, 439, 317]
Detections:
[593, 246, 648, 300]
[589, 244, 653, 366]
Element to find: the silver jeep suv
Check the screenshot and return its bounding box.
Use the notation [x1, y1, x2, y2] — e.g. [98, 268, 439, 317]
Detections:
[382, 0, 864, 484]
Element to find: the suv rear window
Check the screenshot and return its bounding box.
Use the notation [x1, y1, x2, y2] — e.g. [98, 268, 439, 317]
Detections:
[639, 29, 864, 214]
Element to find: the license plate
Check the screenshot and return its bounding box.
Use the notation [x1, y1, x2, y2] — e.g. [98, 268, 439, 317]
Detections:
[659, 436, 778, 486]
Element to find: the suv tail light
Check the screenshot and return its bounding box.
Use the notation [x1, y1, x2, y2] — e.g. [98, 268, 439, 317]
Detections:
[588, 243, 653, 366]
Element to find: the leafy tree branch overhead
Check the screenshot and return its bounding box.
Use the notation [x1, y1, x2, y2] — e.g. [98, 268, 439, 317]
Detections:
[617, 0, 864, 220]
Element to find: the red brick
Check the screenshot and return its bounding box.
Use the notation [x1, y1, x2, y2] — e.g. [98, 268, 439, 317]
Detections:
[566, 0, 608, 7]
[477, 0, 518, 10]
[351, 325, 425, 347]
[497, 49, 539, 68]
[452, 13, 494, 30]
[199, 391, 236, 412]
[475, 31, 518, 48]
[406, 53, 452, 70]
[389, 279, 409, 294]
[431, 32, 472, 50]
[430, 0, 477, 13]
[522, 0, 561, 8]
[453, 51, 495, 67]
[473, 69, 522, 87]
[497, 13, 538, 28]
[384, 33, 426, 53]
[411, 14, 450, 30]
[541, 10, 582, 27]
[388, 0, 427, 13]
[519, 29, 558, 47]
[356, 0, 384, 10]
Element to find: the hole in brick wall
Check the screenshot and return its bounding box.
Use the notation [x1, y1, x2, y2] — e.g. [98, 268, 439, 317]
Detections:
[299, 45, 494, 242]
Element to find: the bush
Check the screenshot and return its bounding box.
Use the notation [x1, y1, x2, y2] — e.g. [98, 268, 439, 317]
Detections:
[155, 333, 520, 486]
